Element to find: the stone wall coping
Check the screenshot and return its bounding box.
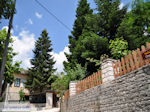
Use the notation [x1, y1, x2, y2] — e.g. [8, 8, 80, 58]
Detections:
[70, 81, 79, 83]
[102, 58, 117, 63]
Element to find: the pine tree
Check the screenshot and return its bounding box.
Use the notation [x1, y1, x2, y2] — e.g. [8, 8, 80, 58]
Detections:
[64, 0, 127, 75]
[64, 0, 93, 70]
[95, 0, 127, 40]
[71, 0, 93, 40]
[25, 29, 56, 93]
[72, 31, 109, 75]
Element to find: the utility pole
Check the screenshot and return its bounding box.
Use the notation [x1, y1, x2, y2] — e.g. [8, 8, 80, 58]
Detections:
[0, 0, 16, 96]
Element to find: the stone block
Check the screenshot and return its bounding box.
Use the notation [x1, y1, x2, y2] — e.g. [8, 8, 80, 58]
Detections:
[61, 64, 150, 112]
[46, 92, 53, 108]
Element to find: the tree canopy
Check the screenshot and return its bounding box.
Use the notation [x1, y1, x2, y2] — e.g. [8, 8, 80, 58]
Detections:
[64, 0, 128, 75]
[0, 0, 15, 20]
[117, 0, 150, 50]
[95, 0, 127, 40]
[0, 28, 21, 85]
[64, 0, 94, 75]
[25, 29, 56, 93]
[51, 63, 86, 96]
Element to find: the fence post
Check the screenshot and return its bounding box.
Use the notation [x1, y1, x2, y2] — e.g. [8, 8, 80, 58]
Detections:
[101, 58, 116, 83]
[69, 81, 78, 97]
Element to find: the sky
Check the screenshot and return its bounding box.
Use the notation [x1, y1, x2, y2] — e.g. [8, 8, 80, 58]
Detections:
[0, 0, 131, 73]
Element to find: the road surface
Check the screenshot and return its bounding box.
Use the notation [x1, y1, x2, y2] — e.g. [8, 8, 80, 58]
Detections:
[33, 108, 60, 112]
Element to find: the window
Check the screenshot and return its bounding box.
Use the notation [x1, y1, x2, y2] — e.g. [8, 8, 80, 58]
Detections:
[20, 79, 26, 88]
[14, 78, 20, 87]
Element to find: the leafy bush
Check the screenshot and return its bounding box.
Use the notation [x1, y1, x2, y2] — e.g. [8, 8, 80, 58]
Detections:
[19, 89, 25, 101]
[51, 63, 87, 96]
[109, 38, 130, 59]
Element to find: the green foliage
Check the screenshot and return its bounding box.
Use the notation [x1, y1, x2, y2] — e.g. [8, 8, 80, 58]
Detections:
[72, 0, 93, 39]
[117, 0, 150, 50]
[0, 28, 21, 84]
[69, 32, 109, 75]
[109, 38, 130, 59]
[86, 54, 109, 70]
[83, 14, 99, 33]
[51, 74, 70, 96]
[25, 29, 56, 93]
[65, 63, 87, 81]
[64, 0, 150, 77]
[51, 64, 86, 96]
[47, 74, 58, 84]
[64, 0, 94, 74]
[19, 89, 25, 101]
[0, 0, 15, 20]
[95, 0, 127, 40]
[64, 0, 127, 76]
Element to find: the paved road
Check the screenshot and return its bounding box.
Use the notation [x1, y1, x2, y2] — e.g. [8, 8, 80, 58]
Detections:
[33, 108, 60, 112]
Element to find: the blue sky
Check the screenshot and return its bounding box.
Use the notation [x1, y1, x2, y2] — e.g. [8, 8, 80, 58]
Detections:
[0, 0, 131, 73]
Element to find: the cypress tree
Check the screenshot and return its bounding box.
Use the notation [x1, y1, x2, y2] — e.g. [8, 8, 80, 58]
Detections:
[25, 29, 56, 93]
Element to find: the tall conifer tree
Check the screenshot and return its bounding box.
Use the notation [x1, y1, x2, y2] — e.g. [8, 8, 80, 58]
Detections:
[95, 0, 127, 40]
[64, 0, 93, 70]
[71, 0, 93, 40]
[64, 0, 127, 75]
[25, 29, 56, 93]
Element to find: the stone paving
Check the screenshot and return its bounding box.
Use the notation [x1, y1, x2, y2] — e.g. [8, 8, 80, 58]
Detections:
[33, 108, 60, 112]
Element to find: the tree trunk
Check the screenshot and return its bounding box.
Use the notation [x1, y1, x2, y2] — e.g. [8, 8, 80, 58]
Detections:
[0, 0, 16, 96]
[2, 80, 7, 94]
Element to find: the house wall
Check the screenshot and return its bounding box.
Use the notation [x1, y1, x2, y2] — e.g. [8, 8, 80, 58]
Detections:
[8, 74, 29, 101]
[61, 64, 150, 112]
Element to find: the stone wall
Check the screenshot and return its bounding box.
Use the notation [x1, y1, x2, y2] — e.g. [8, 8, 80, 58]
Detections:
[69, 81, 78, 97]
[61, 64, 150, 112]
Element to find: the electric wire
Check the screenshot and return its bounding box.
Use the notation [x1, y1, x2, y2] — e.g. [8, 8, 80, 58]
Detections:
[34, 0, 71, 31]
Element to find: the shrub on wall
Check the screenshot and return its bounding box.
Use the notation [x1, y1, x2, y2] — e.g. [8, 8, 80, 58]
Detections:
[109, 37, 130, 59]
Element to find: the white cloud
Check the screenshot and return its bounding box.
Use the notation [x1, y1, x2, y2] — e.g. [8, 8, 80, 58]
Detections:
[1, 26, 70, 72]
[52, 46, 70, 73]
[35, 12, 43, 19]
[119, 2, 124, 9]
[12, 30, 35, 69]
[12, 29, 70, 72]
[28, 18, 33, 24]
[12, 30, 69, 72]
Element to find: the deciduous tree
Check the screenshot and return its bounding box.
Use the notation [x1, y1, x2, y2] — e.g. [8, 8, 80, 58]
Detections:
[0, 28, 21, 92]
[0, 0, 15, 20]
[117, 0, 150, 50]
